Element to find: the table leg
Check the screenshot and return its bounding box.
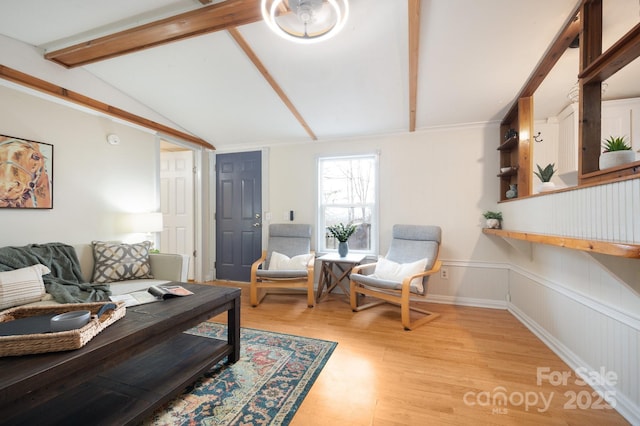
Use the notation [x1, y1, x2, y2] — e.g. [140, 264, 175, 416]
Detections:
[227, 295, 241, 363]
[315, 262, 329, 302]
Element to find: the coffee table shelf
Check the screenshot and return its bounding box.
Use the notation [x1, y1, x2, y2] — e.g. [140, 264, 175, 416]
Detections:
[5, 333, 228, 425]
[0, 283, 240, 425]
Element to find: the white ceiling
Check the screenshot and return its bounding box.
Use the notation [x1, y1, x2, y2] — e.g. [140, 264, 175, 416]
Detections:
[2, 0, 633, 150]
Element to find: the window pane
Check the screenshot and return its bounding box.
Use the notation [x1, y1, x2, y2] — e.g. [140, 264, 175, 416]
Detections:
[318, 154, 377, 254]
[320, 158, 375, 204]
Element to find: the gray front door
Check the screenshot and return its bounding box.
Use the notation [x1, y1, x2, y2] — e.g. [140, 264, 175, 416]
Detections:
[215, 151, 262, 281]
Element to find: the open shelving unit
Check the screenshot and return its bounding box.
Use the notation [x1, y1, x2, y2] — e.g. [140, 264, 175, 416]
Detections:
[483, 228, 640, 259]
[498, 97, 533, 201]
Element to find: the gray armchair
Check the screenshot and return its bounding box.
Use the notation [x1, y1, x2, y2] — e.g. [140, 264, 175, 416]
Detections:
[350, 224, 442, 330]
[250, 224, 315, 307]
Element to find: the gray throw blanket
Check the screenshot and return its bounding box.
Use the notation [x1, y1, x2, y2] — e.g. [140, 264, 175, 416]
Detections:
[0, 242, 111, 303]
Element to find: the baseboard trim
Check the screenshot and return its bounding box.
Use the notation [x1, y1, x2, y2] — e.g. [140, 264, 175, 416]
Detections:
[426, 294, 507, 310]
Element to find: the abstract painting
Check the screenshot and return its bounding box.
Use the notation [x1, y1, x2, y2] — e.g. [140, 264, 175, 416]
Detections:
[0, 134, 53, 209]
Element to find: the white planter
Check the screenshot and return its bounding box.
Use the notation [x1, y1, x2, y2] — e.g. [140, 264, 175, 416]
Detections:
[538, 181, 556, 192]
[599, 150, 636, 170]
[485, 218, 501, 229]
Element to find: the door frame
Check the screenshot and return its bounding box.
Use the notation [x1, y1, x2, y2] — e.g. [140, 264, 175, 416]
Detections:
[157, 135, 204, 282]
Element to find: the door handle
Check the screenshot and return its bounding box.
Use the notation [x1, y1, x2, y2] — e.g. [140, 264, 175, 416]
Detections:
[253, 213, 262, 227]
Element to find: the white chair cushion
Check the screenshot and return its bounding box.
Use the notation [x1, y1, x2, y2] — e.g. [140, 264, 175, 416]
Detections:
[268, 251, 313, 271]
[372, 256, 429, 293]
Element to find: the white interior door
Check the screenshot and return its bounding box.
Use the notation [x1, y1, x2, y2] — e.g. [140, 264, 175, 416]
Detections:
[160, 150, 195, 280]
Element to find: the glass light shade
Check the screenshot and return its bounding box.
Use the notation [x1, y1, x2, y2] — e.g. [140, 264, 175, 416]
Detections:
[129, 212, 163, 233]
[261, 0, 349, 44]
[567, 80, 608, 103]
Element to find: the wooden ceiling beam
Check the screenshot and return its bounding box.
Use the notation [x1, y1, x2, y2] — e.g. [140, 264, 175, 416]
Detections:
[408, 0, 420, 132]
[0, 64, 215, 150]
[227, 28, 317, 140]
[45, 0, 263, 68]
[579, 22, 640, 83]
[502, 0, 582, 125]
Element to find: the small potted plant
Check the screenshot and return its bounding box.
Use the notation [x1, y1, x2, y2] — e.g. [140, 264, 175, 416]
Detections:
[534, 163, 557, 192]
[599, 136, 635, 170]
[327, 223, 357, 257]
[482, 211, 502, 229]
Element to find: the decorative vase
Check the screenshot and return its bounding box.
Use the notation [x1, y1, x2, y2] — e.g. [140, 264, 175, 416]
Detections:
[599, 151, 636, 170]
[485, 219, 501, 229]
[338, 241, 348, 257]
[506, 184, 517, 199]
[539, 181, 556, 192]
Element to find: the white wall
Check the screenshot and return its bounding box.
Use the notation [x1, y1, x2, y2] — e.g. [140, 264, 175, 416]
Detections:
[266, 125, 511, 308]
[0, 85, 159, 246]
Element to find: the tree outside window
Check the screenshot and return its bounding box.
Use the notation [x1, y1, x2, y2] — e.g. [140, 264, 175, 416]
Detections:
[318, 154, 378, 254]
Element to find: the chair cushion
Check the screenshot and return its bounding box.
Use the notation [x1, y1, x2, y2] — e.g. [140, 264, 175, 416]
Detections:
[266, 224, 312, 268]
[386, 225, 441, 272]
[256, 269, 309, 279]
[268, 251, 313, 271]
[0, 264, 49, 309]
[351, 273, 424, 295]
[371, 256, 429, 293]
[269, 224, 312, 238]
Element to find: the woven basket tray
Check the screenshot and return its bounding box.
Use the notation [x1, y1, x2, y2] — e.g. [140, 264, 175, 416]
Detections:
[0, 301, 126, 357]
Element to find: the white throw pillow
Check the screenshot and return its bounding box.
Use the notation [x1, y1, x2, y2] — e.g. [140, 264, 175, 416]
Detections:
[268, 251, 313, 271]
[372, 256, 429, 293]
[0, 264, 50, 309]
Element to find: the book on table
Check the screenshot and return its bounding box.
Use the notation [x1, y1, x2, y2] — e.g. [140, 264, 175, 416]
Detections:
[109, 285, 193, 307]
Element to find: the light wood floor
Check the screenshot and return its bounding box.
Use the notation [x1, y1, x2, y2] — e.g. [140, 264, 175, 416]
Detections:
[207, 281, 629, 426]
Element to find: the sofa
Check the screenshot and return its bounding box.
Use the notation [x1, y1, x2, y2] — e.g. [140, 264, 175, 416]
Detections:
[72, 244, 189, 295]
[0, 242, 189, 309]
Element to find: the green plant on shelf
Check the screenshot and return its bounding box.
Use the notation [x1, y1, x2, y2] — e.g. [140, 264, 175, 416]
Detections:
[534, 163, 556, 182]
[602, 136, 631, 152]
[482, 211, 503, 220]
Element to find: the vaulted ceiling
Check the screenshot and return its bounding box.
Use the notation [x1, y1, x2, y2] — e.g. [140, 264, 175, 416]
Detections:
[0, 0, 592, 150]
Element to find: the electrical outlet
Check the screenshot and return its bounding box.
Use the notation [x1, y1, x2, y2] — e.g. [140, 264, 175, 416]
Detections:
[440, 267, 449, 280]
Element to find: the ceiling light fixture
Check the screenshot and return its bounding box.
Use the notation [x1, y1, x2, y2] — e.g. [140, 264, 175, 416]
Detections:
[261, 0, 349, 44]
[567, 80, 608, 103]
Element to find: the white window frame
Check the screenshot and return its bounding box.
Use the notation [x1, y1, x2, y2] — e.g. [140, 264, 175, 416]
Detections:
[316, 153, 379, 255]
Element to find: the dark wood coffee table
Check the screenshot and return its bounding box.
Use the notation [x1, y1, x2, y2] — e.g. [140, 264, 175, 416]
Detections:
[0, 283, 240, 425]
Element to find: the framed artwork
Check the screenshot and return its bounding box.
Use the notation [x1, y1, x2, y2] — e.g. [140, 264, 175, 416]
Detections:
[0, 134, 53, 209]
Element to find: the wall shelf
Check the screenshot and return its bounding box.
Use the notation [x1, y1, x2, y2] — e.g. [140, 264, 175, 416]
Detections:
[497, 167, 518, 178]
[498, 97, 532, 201]
[497, 135, 518, 151]
[482, 228, 640, 259]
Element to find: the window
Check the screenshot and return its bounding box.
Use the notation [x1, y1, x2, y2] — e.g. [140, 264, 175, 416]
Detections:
[317, 154, 378, 254]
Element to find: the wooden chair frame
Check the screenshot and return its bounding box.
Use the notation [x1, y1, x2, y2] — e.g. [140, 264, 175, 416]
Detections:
[350, 259, 442, 330]
[250, 250, 316, 307]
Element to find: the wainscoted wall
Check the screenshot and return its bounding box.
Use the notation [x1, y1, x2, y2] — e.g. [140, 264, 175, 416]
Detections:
[500, 179, 639, 243]
[497, 182, 640, 424]
[508, 266, 639, 424]
[427, 261, 509, 310]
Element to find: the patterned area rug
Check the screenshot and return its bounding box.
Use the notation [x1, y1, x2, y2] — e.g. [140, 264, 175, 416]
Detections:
[143, 322, 337, 426]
